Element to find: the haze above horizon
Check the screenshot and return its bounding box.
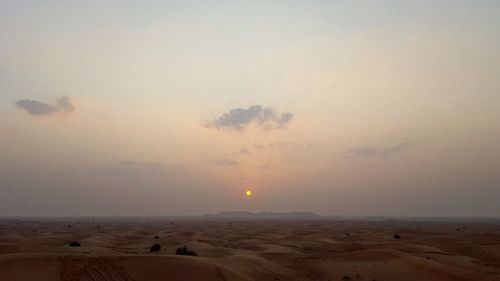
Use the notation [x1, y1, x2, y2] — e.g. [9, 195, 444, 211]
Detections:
[1, 0, 499, 217]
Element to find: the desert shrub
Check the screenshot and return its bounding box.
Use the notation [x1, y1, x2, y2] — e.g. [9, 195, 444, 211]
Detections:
[175, 246, 197, 256]
[393, 234, 401, 239]
[68, 241, 81, 247]
[150, 243, 161, 252]
[153, 235, 160, 239]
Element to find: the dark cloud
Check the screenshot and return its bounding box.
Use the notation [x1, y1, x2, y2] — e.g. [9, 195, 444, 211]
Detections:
[209, 105, 293, 131]
[16, 96, 75, 116]
[212, 159, 239, 166]
[15, 100, 58, 116]
[344, 143, 408, 159]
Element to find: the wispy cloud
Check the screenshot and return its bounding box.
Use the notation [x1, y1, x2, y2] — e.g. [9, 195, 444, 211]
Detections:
[212, 159, 239, 166]
[238, 142, 312, 154]
[88, 160, 168, 179]
[208, 105, 293, 131]
[344, 143, 408, 159]
[16, 96, 75, 117]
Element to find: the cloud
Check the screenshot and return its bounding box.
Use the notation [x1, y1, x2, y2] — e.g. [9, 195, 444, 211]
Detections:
[15, 100, 58, 116]
[238, 142, 312, 155]
[209, 105, 293, 131]
[16, 96, 75, 116]
[119, 160, 165, 168]
[88, 160, 168, 179]
[212, 159, 239, 166]
[55, 96, 75, 114]
[344, 143, 408, 159]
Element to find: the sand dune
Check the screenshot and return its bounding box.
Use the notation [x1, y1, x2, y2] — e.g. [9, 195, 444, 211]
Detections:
[0, 218, 499, 280]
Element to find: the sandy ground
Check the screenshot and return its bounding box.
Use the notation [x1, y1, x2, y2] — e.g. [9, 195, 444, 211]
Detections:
[0, 217, 499, 281]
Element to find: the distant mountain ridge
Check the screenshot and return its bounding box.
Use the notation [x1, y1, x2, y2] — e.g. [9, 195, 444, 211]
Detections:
[207, 211, 320, 219]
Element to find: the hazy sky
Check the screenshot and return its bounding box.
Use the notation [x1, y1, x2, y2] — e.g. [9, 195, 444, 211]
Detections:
[1, 1, 499, 216]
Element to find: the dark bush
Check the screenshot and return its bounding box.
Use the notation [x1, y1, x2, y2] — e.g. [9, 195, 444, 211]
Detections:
[175, 246, 197, 256]
[393, 234, 401, 239]
[68, 241, 81, 247]
[153, 236, 160, 239]
[150, 243, 161, 252]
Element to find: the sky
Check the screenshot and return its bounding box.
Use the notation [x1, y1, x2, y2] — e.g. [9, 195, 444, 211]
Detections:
[1, 0, 499, 216]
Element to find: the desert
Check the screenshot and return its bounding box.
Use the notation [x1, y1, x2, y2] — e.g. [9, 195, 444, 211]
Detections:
[1, 215, 499, 281]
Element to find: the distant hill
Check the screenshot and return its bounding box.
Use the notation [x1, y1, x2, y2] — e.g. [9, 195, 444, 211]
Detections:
[207, 211, 320, 220]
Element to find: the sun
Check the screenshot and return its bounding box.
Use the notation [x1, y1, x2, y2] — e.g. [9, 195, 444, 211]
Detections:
[245, 190, 252, 197]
